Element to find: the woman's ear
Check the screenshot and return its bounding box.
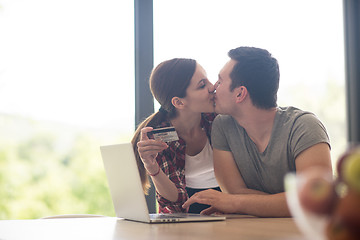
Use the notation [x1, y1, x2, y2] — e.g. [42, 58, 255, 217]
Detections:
[171, 97, 185, 109]
[235, 86, 247, 103]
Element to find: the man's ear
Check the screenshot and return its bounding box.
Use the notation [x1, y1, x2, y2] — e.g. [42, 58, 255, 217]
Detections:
[235, 86, 247, 103]
[171, 97, 185, 109]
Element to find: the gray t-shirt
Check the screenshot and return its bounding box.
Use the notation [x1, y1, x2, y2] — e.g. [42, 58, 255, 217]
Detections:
[211, 106, 330, 194]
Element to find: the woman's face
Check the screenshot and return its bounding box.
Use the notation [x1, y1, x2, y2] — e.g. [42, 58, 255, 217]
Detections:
[181, 63, 215, 113]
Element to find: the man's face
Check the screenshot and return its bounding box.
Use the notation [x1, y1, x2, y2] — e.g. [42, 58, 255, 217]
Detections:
[214, 59, 238, 114]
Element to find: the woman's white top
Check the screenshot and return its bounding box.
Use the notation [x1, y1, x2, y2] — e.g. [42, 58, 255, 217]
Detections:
[185, 139, 219, 189]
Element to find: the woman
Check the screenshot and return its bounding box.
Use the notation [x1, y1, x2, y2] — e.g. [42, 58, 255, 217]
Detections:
[131, 58, 220, 214]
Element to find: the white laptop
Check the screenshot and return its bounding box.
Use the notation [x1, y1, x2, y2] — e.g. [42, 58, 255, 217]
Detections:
[100, 143, 226, 223]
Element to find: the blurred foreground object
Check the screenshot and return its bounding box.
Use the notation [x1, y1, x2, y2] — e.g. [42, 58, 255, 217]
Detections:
[285, 146, 360, 240]
[326, 147, 360, 240]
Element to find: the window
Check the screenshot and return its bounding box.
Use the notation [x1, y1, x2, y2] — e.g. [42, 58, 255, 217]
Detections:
[154, 0, 345, 170]
[0, 0, 134, 219]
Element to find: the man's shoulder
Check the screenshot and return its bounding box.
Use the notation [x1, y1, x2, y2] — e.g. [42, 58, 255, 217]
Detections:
[277, 106, 316, 123]
[212, 115, 240, 135]
[214, 114, 234, 121]
[213, 114, 235, 125]
[277, 106, 309, 115]
[276, 106, 327, 135]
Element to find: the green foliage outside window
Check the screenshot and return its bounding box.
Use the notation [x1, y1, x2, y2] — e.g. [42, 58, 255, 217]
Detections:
[0, 114, 132, 219]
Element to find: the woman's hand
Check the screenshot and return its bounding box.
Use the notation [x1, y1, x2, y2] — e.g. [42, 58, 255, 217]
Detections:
[137, 127, 168, 175]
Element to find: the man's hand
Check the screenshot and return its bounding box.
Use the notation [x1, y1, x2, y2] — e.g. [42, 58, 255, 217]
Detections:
[182, 189, 237, 215]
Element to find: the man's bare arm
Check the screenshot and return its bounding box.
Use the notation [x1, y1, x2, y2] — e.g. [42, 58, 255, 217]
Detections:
[295, 142, 332, 174]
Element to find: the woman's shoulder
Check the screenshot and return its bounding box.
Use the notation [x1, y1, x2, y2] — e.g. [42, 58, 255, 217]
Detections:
[200, 113, 217, 136]
[201, 112, 217, 122]
[155, 119, 172, 128]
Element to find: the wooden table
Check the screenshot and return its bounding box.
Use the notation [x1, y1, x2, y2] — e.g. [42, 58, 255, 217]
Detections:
[0, 216, 305, 240]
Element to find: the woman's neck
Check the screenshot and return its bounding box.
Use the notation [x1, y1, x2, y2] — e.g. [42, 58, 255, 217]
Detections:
[170, 112, 203, 138]
[171, 112, 208, 156]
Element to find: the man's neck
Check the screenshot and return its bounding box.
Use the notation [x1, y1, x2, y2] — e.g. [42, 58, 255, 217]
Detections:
[233, 106, 277, 153]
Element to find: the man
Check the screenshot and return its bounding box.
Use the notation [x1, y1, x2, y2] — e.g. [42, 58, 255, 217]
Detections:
[182, 47, 332, 217]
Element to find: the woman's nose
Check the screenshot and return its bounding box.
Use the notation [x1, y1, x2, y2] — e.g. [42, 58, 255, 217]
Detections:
[208, 82, 215, 93]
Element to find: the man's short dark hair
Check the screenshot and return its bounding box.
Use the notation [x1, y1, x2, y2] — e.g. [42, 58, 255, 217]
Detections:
[228, 47, 280, 109]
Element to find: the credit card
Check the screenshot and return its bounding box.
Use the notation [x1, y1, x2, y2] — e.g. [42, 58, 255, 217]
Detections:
[148, 126, 179, 142]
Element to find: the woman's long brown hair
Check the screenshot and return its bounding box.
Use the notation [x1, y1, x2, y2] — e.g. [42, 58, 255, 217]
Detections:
[131, 58, 196, 194]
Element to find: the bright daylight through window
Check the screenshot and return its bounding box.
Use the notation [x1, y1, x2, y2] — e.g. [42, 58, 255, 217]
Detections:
[154, 0, 345, 168]
[0, 0, 134, 219]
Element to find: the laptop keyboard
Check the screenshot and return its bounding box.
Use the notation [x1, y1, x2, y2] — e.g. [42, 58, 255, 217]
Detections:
[150, 214, 186, 219]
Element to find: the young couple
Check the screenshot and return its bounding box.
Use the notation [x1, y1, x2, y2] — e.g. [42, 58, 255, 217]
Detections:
[131, 46, 332, 217]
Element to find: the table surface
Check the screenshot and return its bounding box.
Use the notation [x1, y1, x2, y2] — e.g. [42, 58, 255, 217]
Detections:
[0, 215, 305, 240]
